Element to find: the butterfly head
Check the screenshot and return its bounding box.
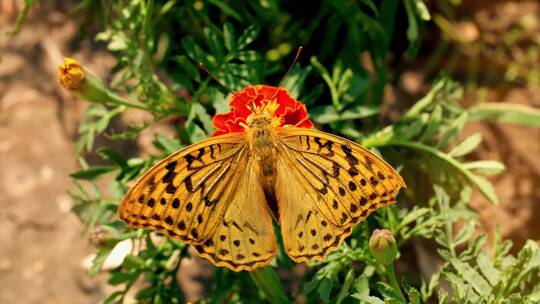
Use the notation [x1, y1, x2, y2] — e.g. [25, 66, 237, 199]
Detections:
[246, 97, 282, 130]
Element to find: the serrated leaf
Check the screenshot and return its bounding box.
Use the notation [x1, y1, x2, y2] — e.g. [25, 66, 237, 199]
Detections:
[450, 258, 491, 296]
[453, 220, 476, 246]
[476, 252, 500, 286]
[398, 207, 430, 230]
[449, 133, 482, 157]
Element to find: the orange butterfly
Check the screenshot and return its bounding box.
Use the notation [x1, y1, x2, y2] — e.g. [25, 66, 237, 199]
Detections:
[119, 52, 405, 271]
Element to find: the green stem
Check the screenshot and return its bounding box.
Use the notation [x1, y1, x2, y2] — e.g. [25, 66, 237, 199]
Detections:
[385, 262, 406, 302]
[249, 267, 289, 304]
[370, 139, 498, 204]
[105, 91, 149, 111]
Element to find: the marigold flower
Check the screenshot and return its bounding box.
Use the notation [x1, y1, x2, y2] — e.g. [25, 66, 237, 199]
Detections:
[212, 85, 313, 136]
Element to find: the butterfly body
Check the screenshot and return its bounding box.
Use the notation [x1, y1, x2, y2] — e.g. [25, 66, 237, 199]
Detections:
[119, 88, 405, 272]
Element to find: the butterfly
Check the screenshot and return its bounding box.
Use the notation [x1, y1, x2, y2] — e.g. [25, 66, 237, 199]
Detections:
[118, 85, 405, 272]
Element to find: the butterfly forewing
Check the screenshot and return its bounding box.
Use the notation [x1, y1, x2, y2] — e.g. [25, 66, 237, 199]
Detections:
[118, 134, 248, 244]
[276, 127, 405, 261]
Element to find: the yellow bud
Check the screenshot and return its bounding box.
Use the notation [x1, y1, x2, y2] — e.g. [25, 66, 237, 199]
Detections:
[58, 57, 85, 90]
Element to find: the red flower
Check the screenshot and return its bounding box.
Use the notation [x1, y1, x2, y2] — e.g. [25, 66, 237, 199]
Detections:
[212, 85, 313, 136]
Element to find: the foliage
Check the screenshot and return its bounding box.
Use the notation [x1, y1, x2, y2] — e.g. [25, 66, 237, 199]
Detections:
[14, 0, 540, 303]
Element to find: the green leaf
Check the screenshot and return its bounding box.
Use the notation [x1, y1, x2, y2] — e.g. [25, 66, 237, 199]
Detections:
[223, 23, 236, 52]
[310, 104, 379, 124]
[468, 103, 540, 127]
[453, 220, 476, 246]
[123, 254, 146, 270]
[108, 271, 137, 285]
[469, 174, 499, 205]
[153, 135, 182, 155]
[351, 293, 385, 304]
[450, 258, 491, 296]
[70, 166, 116, 180]
[318, 277, 333, 302]
[336, 270, 355, 304]
[463, 160, 506, 176]
[173, 55, 200, 81]
[207, 0, 242, 21]
[419, 104, 443, 142]
[411, 0, 431, 20]
[382, 140, 499, 204]
[89, 247, 111, 277]
[404, 0, 419, 42]
[249, 267, 289, 304]
[98, 148, 128, 167]
[103, 291, 124, 304]
[448, 133, 482, 157]
[403, 79, 445, 119]
[476, 252, 500, 286]
[407, 287, 421, 304]
[237, 25, 260, 50]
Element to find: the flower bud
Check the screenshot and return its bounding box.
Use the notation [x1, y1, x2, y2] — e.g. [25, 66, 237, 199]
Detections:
[58, 57, 85, 90]
[57, 57, 112, 104]
[369, 229, 398, 265]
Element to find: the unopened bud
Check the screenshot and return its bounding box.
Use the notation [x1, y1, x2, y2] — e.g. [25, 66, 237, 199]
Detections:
[369, 229, 398, 265]
[57, 57, 147, 110]
[58, 57, 85, 90]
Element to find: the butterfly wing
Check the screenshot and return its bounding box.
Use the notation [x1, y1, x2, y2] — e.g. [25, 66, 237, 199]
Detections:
[275, 127, 405, 262]
[119, 133, 248, 244]
[193, 157, 276, 271]
[119, 133, 276, 271]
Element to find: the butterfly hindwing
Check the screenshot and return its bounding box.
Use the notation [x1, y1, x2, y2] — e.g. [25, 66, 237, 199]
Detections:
[194, 158, 277, 271]
[275, 155, 353, 262]
[276, 127, 405, 261]
[118, 133, 248, 244]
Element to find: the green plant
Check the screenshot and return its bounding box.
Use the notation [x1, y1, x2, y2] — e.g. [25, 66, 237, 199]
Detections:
[17, 0, 540, 303]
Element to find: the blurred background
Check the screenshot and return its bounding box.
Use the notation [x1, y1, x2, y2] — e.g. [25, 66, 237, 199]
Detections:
[0, 1, 539, 303]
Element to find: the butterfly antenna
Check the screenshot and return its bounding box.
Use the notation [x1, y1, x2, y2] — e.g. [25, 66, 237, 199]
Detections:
[268, 46, 303, 101]
[198, 63, 238, 97]
[277, 46, 303, 88]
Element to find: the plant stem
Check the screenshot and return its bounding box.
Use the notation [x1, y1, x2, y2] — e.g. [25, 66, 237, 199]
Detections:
[105, 90, 149, 111]
[385, 262, 406, 302]
[248, 267, 289, 304]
